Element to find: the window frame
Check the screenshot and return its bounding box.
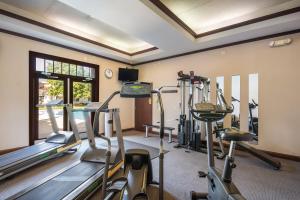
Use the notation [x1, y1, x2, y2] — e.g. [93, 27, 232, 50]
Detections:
[29, 51, 99, 145]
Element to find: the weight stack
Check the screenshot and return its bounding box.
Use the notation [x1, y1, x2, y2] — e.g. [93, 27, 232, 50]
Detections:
[177, 114, 187, 145]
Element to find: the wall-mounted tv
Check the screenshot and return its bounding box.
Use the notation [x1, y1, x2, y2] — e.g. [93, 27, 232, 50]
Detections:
[118, 68, 138, 82]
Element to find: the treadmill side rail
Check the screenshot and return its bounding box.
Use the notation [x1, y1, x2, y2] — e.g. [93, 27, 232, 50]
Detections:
[0, 140, 81, 181]
[5, 161, 81, 200]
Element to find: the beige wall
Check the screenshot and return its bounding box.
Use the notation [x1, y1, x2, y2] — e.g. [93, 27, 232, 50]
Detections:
[138, 32, 300, 156]
[0, 33, 134, 150]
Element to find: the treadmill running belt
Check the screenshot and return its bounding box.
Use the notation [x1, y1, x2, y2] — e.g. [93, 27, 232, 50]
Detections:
[16, 162, 105, 200]
[0, 142, 62, 168]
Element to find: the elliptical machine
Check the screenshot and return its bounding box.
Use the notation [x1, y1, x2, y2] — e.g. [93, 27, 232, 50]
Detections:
[101, 82, 165, 200]
[189, 75, 253, 200]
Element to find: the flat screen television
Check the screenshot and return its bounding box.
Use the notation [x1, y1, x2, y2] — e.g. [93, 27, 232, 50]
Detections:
[118, 68, 138, 82]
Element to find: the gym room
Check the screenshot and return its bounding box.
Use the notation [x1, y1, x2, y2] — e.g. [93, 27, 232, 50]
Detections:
[0, 0, 299, 199]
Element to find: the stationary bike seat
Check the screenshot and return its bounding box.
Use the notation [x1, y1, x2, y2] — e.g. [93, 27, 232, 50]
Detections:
[195, 103, 215, 112]
[220, 128, 253, 142]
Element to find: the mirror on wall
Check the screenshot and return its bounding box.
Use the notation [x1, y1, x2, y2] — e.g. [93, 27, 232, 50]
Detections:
[231, 75, 240, 129]
[216, 76, 225, 127]
[216, 76, 224, 98]
[249, 73, 259, 143]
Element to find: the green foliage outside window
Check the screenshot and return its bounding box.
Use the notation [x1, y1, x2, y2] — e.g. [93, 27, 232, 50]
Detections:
[48, 80, 63, 98]
[47, 81, 91, 102]
[73, 82, 91, 102]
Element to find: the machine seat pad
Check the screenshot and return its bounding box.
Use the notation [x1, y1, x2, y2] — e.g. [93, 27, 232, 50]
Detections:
[220, 128, 253, 142]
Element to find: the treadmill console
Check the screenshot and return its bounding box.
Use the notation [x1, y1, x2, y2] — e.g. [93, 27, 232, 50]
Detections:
[120, 82, 152, 98]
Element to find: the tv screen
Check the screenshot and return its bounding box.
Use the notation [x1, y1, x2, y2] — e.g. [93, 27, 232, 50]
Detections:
[118, 68, 138, 82]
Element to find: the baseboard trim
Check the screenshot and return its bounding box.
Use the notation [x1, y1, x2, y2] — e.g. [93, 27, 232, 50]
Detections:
[122, 128, 135, 132]
[262, 150, 300, 162]
[148, 130, 300, 162]
[109, 128, 135, 136]
[0, 146, 26, 155]
[217, 141, 300, 162]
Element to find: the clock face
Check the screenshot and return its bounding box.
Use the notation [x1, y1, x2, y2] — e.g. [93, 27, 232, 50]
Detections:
[104, 68, 113, 79]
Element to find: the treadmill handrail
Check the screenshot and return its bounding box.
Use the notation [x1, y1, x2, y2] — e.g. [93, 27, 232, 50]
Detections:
[0, 143, 63, 170]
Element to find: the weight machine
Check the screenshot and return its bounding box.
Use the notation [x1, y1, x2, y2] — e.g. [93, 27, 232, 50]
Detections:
[171, 71, 225, 158]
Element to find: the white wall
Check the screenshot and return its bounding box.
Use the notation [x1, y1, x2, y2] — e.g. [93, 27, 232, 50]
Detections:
[138, 32, 300, 156]
[0, 33, 135, 150]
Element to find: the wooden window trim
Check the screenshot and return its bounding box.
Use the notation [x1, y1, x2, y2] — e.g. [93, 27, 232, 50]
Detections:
[29, 51, 99, 145]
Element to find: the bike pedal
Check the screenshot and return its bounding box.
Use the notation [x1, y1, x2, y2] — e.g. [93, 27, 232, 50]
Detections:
[216, 154, 225, 160]
[198, 171, 207, 178]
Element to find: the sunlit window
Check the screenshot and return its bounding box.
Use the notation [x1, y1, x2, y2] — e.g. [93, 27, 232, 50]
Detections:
[35, 58, 95, 79]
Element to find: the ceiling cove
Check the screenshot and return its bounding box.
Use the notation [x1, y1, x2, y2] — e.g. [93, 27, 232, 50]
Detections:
[146, 0, 300, 38]
[0, 8, 158, 56]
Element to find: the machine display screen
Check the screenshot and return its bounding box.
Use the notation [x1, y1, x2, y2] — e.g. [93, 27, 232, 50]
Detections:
[120, 82, 152, 98]
[130, 85, 143, 89]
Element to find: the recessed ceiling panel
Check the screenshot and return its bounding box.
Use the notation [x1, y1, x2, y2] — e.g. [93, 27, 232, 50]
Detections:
[0, 0, 155, 54]
[161, 0, 296, 35]
[1, 0, 300, 65]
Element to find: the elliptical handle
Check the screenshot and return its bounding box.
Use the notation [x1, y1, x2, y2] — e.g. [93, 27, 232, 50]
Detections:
[252, 99, 258, 106]
[93, 91, 120, 135]
[219, 92, 233, 113]
[161, 89, 178, 93]
[152, 90, 165, 139]
[152, 90, 165, 200]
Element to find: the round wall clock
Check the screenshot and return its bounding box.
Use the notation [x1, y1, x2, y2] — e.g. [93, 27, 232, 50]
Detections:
[104, 68, 113, 79]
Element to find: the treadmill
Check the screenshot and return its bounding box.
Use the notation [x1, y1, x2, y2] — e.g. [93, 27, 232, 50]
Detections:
[6, 100, 126, 200]
[0, 100, 81, 181]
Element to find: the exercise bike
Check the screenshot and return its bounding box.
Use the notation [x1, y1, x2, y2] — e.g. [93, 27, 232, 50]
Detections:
[189, 90, 253, 200]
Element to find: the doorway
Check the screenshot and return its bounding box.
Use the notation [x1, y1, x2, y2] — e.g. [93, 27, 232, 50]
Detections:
[134, 84, 153, 131]
[29, 52, 99, 145]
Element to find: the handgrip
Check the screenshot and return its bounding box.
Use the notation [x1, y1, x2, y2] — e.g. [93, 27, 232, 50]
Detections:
[153, 90, 165, 139]
[161, 89, 178, 93]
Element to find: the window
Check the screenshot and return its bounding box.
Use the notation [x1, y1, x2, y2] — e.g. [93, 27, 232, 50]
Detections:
[70, 64, 77, 76]
[77, 65, 84, 76]
[62, 63, 69, 75]
[54, 61, 61, 73]
[45, 60, 53, 73]
[34, 57, 95, 78]
[36, 58, 44, 71]
[29, 51, 99, 145]
[83, 67, 90, 77]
